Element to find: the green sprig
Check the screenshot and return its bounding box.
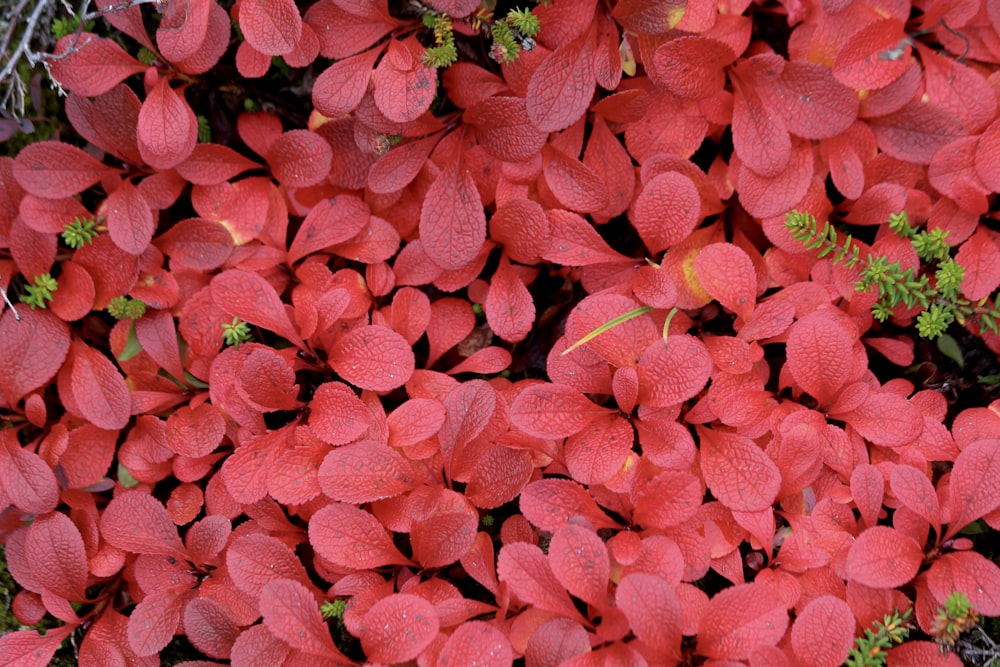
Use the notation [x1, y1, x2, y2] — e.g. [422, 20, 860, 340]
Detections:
[19, 274, 58, 310]
[222, 317, 252, 349]
[61, 216, 99, 249]
[422, 12, 458, 68]
[846, 607, 912, 667]
[107, 296, 147, 320]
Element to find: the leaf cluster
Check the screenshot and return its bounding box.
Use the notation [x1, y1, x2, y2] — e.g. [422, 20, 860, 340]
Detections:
[785, 210, 1000, 339]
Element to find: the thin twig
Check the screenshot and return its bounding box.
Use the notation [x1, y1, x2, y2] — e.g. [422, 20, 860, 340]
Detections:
[0, 275, 20, 322]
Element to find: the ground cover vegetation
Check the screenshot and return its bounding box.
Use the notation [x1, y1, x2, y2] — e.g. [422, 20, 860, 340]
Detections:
[2, 0, 1000, 664]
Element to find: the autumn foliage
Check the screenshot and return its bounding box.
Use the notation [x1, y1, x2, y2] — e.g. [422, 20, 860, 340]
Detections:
[2, 0, 1000, 665]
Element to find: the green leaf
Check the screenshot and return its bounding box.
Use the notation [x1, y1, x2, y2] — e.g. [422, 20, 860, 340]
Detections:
[117, 463, 140, 488]
[936, 332, 964, 368]
[117, 321, 144, 362]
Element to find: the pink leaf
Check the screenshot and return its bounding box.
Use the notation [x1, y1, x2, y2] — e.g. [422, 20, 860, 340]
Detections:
[697, 582, 788, 660]
[845, 526, 923, 588]
[360, 594, 440, 663]
[260, 578, 345, 660]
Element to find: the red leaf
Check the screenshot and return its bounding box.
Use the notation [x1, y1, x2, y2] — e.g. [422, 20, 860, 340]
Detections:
[833, 18, 910, 90]
[616, 573, 682, 659]
[549, 524, 610, 609]
[510, 382, 612, 439]
[485, 255, 535, 343]
[411, 511, 478, 568]
[211, 269, 305, 349]
[70, 340, 131, 430]
[850, 463, 885, 529]
[775, 62, 858, 139]
[360, 594, 439, 663]
[693, 243, 757, 320]
[156, 217, 234, 271]
[368, 133, 440, 194]
[175, 143, 262, 186]
[731, 55, 790, 178]
[387, 398, 446, 449]
[697, 582, 788, 660]
[0, 308, 70, 406]
[564, 294, 656, 368]
[630, 171, 701, 254]
[868, 101, 966, 165]
[261, 578, 345, 659]
[497, 542, 588, 623]
[834, 391, 924, 448]
[543, 208, 631, 266]
[927, 551, 1000, 616]
[524, 618, 591, 666]
[134, 308, 186, 381]
[156, 0, 211, 62]
[0, 435, 59, 515]
[890, 464, 941, 534]
[542, 146, 610, 214]
[438, 621, 513, 667]
[308, 381, 369, 446]
[309, 502, 411, 569]
[12, 141, 114, 198]
[267, 130, 332, 188]
[24, 512, 89, 601]
[565, 414, 632, 485]
[226, 533, 311, 598]
[636, 336, 712, 407]
[612, 0, 686, 33]
[733, 136, 813, 218]
[184, 598, 239, 659]
[419, 161, 486, 271]
[230, 624, 291, 666]
[698, 426, 780, 512]
[651, 36, 734, 99]
[426, 297, 476, 367]
[790, 596, 855, 667]
[99, 491, 188, 559]
[845, 526, 923, 588]
[239, 0, 302, 56]
[166, 403, 225, 458]
[372, 38, 437, 123]
[166, 482, 203, 525]
[466, 96, 547, 162]
[137, 78, 198, 170]
[319, 440, 414, 503]
[312, 47, 380, 118]
[948, 439, 1000, 535]
[956, 230, 1000, 301]
[128, 586, 187, 656]
[0, 627, 73, 667]
[582, 115, 636, 220]
[526, 30, 596, 132]
[785, 309, 856, 406]
[887, 641, 964, 666]
[519, 478, 618, 532]
[975, 118, 1000, 191]
[329, 325, 414, 391]
[465, 445, 533, 509]
[633, 471, 703, 529]
[288, 194, 369, 265]
[48, 34, 146, 96]
[238, 347, 300, 412]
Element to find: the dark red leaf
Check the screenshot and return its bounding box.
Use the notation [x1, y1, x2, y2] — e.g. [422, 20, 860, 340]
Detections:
[260, 578, 346, 660]
[184, 598, 239, 659]
[497, 542, 588, 623]
[175, 144, 262, 186]
[616, 573, 682, 659]
[360, 594, 440, 663]
[156, 0, 211, 62]
[948, 439, 1000, 536]
[698, 426, 780, 512]
[312, 47, 381, 118]
[99, 491, 188, 559]
[697, 582, 788, 659]
[845, 526, 923, 588]
[790, 596, 855, 667]
[319, 440, 414, 503]
[267, 129, 332, 188]
[48, 34, 146, 96]
[419, 161, 487, 271]
[70, 340, 131, 430]
[651, 36, 734, 99]
[309, 502, 411, 569]
[526, 29, 597, 132]
[24, 512, 89, 601]
[134, 308, 186, 381]
[239, 0, 302, 56]
[0, 434, 59, 515]
[330, 325, 414, 391]
[466, 96, 547, 163]
[372, 38, 437, 123]
[137, 78, 198, 170]
[13, 141, 114, 198]
[0, 308, 70, 406]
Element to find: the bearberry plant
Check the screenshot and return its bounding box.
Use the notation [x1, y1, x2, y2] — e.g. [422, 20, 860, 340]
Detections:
[2, 0, 1000, 665]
